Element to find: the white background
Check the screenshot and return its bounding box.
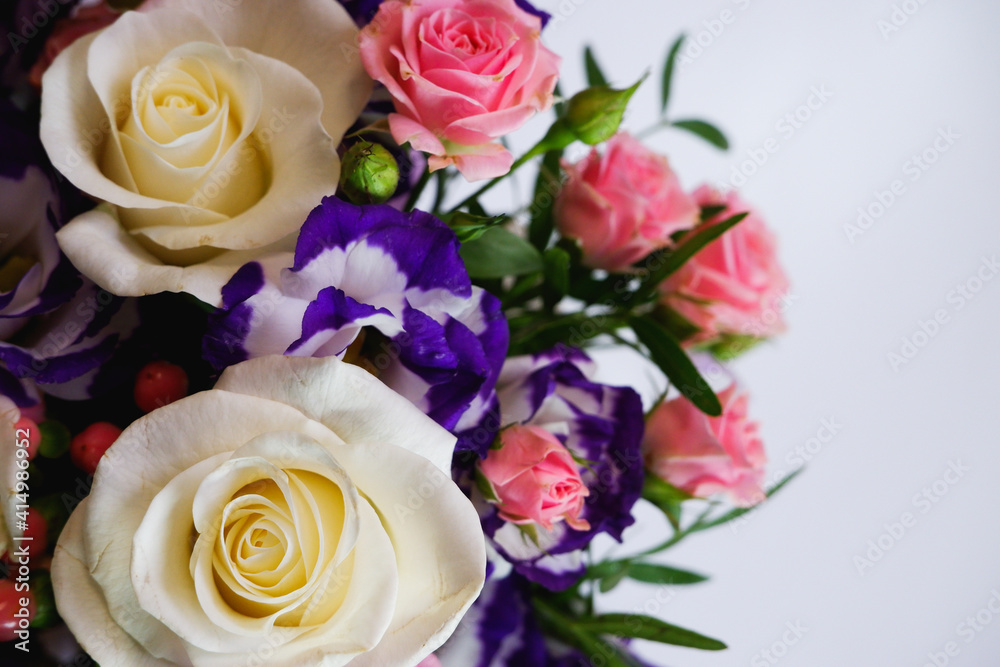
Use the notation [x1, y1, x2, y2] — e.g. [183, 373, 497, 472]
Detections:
[479, 0, 1000, 665]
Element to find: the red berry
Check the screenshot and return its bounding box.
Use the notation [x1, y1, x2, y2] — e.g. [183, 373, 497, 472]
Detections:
[134, 361, 189, 413]
[12, 417, 40, 460]
[0, 579, 34, 642]
[70, 422, 122, 476]
[20, 508, 47, 562]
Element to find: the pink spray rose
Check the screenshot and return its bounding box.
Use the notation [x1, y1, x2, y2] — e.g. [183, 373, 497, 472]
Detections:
[554, 133, 699, 272]
[478, 425, 590, 531]
[358, 0, 560, 181]
[643, 385, 767, 507]
[28, 1, 121, 89]
[661, 185, 790, 343]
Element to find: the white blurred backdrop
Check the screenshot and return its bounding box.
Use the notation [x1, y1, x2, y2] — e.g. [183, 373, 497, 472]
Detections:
[474, 0, 1000, 665]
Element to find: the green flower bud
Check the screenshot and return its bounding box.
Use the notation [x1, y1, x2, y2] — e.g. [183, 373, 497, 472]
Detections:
[564, 77, 644, 145]
[339, 141, 400, 205]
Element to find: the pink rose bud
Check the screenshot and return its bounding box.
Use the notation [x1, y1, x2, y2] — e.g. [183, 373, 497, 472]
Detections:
[643, 385, 767, 508]
[359, 0, 560, 182]
[554, 133, 699, 272]
[28, 2, 121, 89]
[478, 425, 590, 531]
[416, 655, 443, 667]
[660, 185, 790, 345]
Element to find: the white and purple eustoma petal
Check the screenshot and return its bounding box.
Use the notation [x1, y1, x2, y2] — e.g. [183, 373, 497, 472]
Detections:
[0, 100, 138, 405]
[477, 346, 645, 590]
[437, 574, 549, 667]
[204, 196, 508, 447]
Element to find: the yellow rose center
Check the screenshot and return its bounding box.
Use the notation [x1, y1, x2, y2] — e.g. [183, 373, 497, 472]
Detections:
[109, 42, 268, 225]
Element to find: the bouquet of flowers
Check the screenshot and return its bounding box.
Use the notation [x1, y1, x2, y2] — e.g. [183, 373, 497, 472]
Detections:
[0, 0, 794, 665]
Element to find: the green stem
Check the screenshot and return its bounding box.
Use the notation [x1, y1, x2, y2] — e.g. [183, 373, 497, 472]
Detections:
[630, 505, 715, 559]
[404, 168, 432, 211]
[448, 142, 548, 213]
[635, 118, 671, 141]
[431, 169, 450, 214]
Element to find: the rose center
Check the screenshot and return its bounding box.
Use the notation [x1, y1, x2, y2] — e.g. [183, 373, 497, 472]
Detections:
[211, 468, 350, 626]
[158, 92, 205, 115]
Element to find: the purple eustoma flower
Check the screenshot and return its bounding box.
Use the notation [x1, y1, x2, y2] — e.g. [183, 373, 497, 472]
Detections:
[0, 100, 138, 405]
[204, 196, 508, 446]
[437, 574, 548, 667]
[478, 347, 645, 590]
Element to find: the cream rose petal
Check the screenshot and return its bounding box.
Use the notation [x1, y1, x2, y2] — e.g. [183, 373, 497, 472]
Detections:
[143, 0, 371, 141]
[214, 355, 458, 474]
[115, 42, 265, 212]
[41, 1, 372, 305]
[82, 391, 329, 661]
[129, 47, 338, 251]
[40, 10, 224, 209]
[54, 206, 295, 306]
[52, 357, 485, 666]
[329, 441, 487, 666]
[51, 503, 175, 667]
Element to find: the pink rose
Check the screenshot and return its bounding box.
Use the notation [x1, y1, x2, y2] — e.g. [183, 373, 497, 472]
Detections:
[661, 185, 790, 343]
[359, 0, 560, 181]
[478, 425, 590, 531]
[28, 2, 120, 89]
[643, 385, 766, 507]
[417, 655, 443, 667]
[554, 133, 699, 272]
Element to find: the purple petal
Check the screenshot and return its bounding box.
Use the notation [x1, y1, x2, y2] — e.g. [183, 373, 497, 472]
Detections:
[476, 346, 645, 589]
[293, 196, 471, 296]
[206, 197, 509, 440]
[437, 574, 548, 667]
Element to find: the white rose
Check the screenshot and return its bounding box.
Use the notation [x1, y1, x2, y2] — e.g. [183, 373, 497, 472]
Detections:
[40, 0, 372, 305]
[52, 355, 486, 666]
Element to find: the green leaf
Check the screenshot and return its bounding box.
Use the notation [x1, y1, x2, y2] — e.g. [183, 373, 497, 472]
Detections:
[699, 204, 727, 222]
[534, 600, 645, 667]
[672, 119, 729, 150]
[459, 227, 544, 279]
[584, 45, 609, 87]
[660, 34, 685, 113]
[629, 317, 721, 416]
[706, 333, 764, 360]
[627, 563, 708, 586]
[576, 614, 727, 651]
[543, 247, 571, 297]
[553, 81, 567, 116]
[636, 212, 748, 298]
[642, 475, 692, 527]
[446, 212, 507, 243]
[598, 565, 630, 593]
[693, 469, 804, 532]
[588, 560, 708, 587]
[528, 149, 564, 250]
[643, 474, 693, 506]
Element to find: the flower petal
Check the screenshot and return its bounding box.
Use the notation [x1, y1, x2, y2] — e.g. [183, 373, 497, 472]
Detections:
[142, 0, 371, 142]
[214, 355, 458, 474]
[55, 206, 295, 306]
[331, 441, 486, 667]
[51, 503, 175, 666]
